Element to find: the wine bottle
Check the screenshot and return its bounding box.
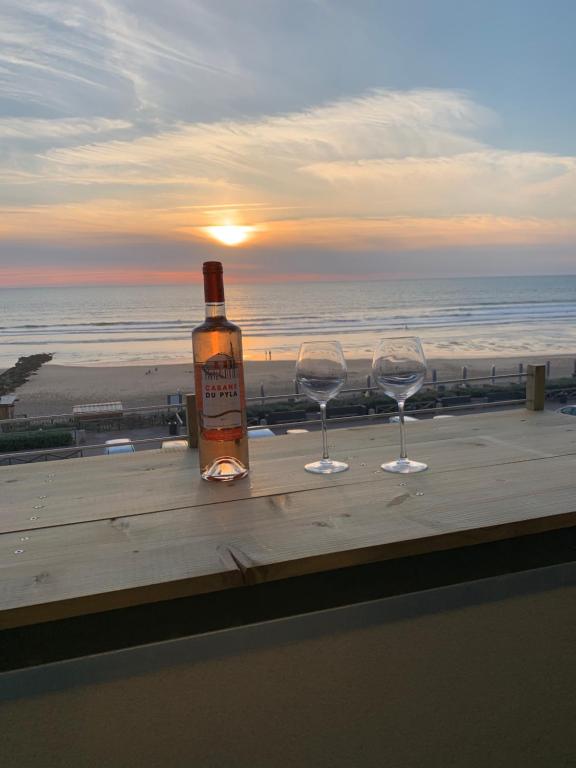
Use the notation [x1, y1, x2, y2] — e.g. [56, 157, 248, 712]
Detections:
[192, 261, 249, 481]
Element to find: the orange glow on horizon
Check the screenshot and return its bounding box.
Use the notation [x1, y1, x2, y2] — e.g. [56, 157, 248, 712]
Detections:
[0, 267, 406, 288]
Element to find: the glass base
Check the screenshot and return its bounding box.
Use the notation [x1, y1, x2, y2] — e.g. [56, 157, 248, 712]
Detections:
[381, 458, 428, 474]
[305, 458, 349, 474]
[202, 456, 249, 482]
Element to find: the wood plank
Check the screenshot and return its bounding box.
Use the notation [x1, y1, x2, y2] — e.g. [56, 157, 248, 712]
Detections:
[220, 453, 576, 584]
[2, 438, 576, 628]
[0, 513, 242, 628]
[3, 410, 576, 629]
[526, 364, 546, 410]
[2, 411, 575, 534]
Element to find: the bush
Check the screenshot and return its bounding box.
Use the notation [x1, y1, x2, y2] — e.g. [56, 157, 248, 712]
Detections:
[0, 429, 74, 453]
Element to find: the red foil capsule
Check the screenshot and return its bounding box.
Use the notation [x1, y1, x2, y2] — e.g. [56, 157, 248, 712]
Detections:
[202, 261, 224, 303]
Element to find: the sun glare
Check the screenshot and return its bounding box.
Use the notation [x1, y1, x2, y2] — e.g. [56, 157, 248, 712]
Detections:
[204, 225, 253, 246]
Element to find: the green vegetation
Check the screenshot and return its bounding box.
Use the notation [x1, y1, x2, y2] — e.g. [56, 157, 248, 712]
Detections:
[244, 382, 531, 425]
[0, 353, 53, 397]
[540, 378, 576, 403]
[0, 429, 74, 454]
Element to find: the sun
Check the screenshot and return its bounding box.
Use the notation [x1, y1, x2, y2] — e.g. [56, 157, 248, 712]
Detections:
[204, 225, 253, 247]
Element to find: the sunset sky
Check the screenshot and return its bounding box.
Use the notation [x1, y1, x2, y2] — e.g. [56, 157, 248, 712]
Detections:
[1, 0, 575, 286]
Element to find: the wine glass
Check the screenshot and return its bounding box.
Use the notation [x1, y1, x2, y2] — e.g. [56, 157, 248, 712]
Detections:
[372, 337, 428, 473]
[296, 341, 349, 474]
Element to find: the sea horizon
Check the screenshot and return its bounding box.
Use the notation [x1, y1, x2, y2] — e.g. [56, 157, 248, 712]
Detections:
[2, 274, 576, 368]
[4, 271, 576, 291]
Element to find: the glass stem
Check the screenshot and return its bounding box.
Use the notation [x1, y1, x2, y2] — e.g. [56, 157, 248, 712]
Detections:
[398, 399, 408, 460]
[320, 402, 329, 460]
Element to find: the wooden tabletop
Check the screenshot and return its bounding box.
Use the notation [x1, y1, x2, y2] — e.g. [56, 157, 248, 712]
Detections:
[2, 409, 576, 630]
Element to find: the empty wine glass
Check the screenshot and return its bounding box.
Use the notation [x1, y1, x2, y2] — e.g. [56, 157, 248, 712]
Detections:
[372, 336, 428, 473]
[296, 341, 349, 474]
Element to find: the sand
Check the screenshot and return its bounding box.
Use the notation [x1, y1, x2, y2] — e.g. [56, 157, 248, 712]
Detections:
[10, 354, 576, 417]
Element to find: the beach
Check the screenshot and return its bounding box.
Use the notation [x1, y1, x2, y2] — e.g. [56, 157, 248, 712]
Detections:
[10, 354, 576, 417]
[4, 277, 576, 416]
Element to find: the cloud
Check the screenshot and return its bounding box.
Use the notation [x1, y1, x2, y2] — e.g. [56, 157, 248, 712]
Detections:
[0, 86, 575, 272]
[0, 88, 572, 234]
[249, 215, 576, 250]
[0, 1, 574, 283]
[0, 0, 246, 117]
[302, 151, 576, 217]
[0, 117, 132, 139]
[44, 88, 488, 168]
[13, 88, 489, 211]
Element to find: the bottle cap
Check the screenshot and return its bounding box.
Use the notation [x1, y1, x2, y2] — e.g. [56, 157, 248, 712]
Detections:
[203, 261, 223, 274]
[202, 261, 224, 303]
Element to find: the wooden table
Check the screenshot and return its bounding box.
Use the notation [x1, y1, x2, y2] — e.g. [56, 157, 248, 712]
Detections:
[2, 409, 576, 664]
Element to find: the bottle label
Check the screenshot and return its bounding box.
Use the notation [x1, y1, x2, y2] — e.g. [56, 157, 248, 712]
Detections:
[200, 353, 243, 430]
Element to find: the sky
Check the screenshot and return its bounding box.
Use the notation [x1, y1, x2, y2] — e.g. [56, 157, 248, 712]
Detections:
[0, 0, 575, 286]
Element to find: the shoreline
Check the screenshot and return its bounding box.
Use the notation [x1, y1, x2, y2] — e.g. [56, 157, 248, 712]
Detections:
[10, 353, 576, 417]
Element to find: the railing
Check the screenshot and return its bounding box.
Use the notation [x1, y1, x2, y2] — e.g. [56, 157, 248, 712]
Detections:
[0, 401, 185, 429]
[0, 435, 188, 465]
[0, 366, 554, 429]
[247, 372, 528, 404]
[0, 448, 85, 466]
[184, 364, 547, 448]
[0, 364, 547, 463]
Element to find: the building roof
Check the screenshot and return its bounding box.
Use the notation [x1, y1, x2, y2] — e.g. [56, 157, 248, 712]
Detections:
[0, 396, 18, 406]
[73, 401, 123, 414]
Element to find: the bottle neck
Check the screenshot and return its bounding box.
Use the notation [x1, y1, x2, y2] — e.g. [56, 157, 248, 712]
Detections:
[205, 302, 226, 319]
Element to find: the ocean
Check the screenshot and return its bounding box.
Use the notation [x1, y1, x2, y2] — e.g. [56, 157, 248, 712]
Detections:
[2, 275, 576, 367]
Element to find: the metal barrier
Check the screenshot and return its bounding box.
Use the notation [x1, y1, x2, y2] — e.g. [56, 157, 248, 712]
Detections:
[0, 372, 532, 429]
[0, 448, 84, 466]
[0, 435, 187, 464]
[0, 365, 547, 462]
[0, 402, 185, 428]
[0, 397, 529, 464]
[248, 397, 528, 432]
[186, 364, 545, 448]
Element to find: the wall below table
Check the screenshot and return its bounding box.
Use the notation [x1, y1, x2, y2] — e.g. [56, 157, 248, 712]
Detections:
[1, 564, 575, 768]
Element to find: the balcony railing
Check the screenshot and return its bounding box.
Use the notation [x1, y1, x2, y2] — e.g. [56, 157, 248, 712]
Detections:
[0, 364, 548, 463]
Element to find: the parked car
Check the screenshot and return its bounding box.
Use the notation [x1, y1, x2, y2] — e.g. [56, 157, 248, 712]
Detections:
[556, 405, 576, 416]
[248, 428, 275, 439]
[388, 415, 419, 423]
[104, 438, 136, 455]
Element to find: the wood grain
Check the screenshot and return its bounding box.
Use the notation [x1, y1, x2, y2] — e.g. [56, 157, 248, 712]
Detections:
[2, 410, 576, 628]
[2, 411, 574, 534]
[526, 364, 546, 411]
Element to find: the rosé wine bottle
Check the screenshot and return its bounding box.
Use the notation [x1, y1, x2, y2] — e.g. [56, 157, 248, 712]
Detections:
[192, 261, 249, 481]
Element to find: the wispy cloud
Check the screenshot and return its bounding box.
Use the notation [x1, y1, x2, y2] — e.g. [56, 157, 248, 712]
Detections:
[302, 151, 576, 218]
[0, 117, 132, 139]
[249, 215, 576, 250]
[0, 0, 245, 116]
[44, 88, 488, 168]
[23, 88, 488, 212]
[1, 87, 573, 249]
[0, 0, 574, 285]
